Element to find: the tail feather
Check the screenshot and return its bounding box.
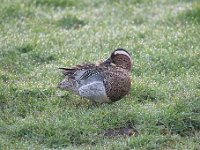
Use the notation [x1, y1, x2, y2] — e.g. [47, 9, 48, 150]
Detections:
[59, 67, 76, 76]
[59, 63, 96, 76]
[58, 67, 74, 70]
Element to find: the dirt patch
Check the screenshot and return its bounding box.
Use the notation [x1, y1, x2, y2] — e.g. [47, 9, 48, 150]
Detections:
[103, 126, 138, 137]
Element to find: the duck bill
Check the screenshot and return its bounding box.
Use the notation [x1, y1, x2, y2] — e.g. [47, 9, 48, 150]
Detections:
[102, 57, 112, 65]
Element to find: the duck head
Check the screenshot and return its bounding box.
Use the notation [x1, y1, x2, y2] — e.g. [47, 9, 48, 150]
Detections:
[103, 48, 132, 71]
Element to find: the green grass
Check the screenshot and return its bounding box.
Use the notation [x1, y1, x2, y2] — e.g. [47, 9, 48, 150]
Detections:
[0, 0, 200, 149]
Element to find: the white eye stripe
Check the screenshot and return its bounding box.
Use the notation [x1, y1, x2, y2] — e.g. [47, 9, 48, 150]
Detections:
[114, 50, 131, 59]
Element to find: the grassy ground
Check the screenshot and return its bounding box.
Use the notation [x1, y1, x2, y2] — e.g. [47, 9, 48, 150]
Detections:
[0, 0, 200, 149]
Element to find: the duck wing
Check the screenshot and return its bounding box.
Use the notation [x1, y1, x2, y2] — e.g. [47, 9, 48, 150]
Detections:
[58, 64, 105, 93]
[58, 63, 96, 77]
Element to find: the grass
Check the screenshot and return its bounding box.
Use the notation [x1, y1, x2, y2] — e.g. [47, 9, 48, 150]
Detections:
[0, 0, 200, 149]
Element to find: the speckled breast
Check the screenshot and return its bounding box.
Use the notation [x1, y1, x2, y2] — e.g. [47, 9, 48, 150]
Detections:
[104, 68, 131, 102]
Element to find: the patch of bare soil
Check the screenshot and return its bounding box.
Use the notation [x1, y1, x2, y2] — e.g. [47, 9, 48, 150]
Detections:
[103, 126, 138, 137]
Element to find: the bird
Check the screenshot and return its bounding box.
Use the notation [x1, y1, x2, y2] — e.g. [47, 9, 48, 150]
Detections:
[57, 48, 132, 103]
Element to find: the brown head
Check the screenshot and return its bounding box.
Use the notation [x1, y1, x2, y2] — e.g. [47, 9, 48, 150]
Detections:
[103, 48, 132, 72]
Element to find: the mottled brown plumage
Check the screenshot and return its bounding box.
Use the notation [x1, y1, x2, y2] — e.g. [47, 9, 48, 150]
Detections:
[103, 67, 131, 102]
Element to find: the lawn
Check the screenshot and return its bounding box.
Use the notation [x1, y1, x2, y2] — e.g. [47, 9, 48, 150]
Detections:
[0, 0, 200, 149]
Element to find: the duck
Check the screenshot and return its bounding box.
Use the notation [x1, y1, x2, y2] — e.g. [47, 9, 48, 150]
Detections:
[57, 48, 132, 103]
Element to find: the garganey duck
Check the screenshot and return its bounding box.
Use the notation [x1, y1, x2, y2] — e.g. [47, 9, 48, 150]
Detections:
[57, 48, 132, 103]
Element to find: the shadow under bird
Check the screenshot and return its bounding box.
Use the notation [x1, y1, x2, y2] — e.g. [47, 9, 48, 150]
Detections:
[57, 48, 132, 103]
